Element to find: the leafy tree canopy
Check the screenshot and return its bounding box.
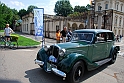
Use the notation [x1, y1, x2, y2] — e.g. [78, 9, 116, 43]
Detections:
[54, 0, 73, 17]
[0, 1, 20, 30]
[18, 9, 27, 19]
[74, 5, 88, 13]
[27, 5, 38, 14]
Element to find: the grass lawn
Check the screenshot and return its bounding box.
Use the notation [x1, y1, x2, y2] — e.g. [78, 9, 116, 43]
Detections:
[0, 30, 4, 32]
[0, 31, 40, 46]
[12, 34, 41, 46]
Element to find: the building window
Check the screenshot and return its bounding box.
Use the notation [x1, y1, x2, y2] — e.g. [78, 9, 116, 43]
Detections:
[119, 18, 122, 26]
[105, 4, 108, 9]
[115, 3, 116, 9]
[123, 18, 124, 27]
[115, 17, 118, 25]
[121, 5, 123, 11]
[98, 6, 102, 11]
[56, 25, 59, 31]
[117, 5, 118, 10]
[27, 24, 28, 31]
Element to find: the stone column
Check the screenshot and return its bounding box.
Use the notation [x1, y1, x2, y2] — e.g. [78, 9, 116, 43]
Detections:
[96, 11, 103, 29]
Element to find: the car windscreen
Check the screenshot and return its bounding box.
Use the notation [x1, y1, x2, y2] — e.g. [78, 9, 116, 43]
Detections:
[72, 32, 94, 44]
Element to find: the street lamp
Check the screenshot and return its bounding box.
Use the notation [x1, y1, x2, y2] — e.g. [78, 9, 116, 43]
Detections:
[90, 0, 95, 29]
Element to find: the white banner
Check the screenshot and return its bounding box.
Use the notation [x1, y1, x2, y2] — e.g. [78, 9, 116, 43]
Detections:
[34, 8, 44, 41]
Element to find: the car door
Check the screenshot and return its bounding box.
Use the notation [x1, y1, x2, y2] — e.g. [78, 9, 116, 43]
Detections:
[92, 32, 107, 62]
[105, 32, 114, 58]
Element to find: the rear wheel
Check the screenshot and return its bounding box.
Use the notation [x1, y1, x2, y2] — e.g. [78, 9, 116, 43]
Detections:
[109, 50, 117, 64]
[67, 61, 84, 83]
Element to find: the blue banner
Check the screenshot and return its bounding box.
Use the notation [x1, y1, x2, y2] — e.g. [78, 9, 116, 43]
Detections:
[34, 8, 44, 37]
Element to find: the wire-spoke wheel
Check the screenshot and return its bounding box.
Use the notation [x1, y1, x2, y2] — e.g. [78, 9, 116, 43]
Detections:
[67, 61, 84, 83]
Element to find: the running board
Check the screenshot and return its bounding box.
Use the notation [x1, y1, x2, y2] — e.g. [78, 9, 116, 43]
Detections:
[95, 58, 112, 66]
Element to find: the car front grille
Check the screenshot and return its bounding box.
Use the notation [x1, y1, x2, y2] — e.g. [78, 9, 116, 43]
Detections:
[47, 45, 59, 59]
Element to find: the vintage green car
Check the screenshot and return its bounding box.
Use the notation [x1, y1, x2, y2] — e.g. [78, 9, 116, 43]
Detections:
[35, 29, 120, 83]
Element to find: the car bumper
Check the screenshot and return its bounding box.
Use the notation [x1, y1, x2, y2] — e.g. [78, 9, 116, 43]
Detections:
[34, 59, 66, 78]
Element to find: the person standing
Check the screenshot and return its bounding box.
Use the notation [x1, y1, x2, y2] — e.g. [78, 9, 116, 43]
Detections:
[56, 29, 61, 43]
[61, 26, 67, 43]
[120, 35, 122, 42]
[4, 24, 14, 41]
[67, 28, 72, 41]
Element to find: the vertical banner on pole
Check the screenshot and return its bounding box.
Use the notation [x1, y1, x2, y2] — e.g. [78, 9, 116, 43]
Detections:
[34, 8, 44, 47]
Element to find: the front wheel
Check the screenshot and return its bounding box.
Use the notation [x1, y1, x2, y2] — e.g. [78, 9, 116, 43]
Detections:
[67, 61, 84, 83]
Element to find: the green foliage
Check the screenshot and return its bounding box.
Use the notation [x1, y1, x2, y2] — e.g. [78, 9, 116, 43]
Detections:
[27, 5, 38, 14]
[12, 34, 40, 46]
[74, 5, 88, 13]
[86, 4, 91, 10]
[68, 12, 87, 20]
[0, 2, 20, 30]
[18, 9, 27, 19]
[54, 0, 73, 17]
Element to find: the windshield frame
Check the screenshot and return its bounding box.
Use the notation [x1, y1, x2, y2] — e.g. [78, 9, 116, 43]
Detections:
[71, 32, 94, 44]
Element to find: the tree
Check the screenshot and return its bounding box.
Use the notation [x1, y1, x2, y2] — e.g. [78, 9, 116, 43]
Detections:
[74, 5, 88, 13]
[0, 2, 14, 29]
[86, 4, 91, 10]
[54, 0, 73, 17]
[27, 5, 38, 14]
[0, 2, 20, 30]
[18, 9, 27, 19]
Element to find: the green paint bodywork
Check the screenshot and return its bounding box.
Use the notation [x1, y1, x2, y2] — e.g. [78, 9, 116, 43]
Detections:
[36, 29, 119, 74]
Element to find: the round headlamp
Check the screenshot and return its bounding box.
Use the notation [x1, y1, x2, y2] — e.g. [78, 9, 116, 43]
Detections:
[59, 49, 66, 56]
[44, 45, 50, 51]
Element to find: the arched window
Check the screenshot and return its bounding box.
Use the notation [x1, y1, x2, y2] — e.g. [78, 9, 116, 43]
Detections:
[116, 2, 119, 10]
[121, 4, 123, 11]
[115, 16, 118, 25]
[97, 3, 101, 11]
[105, 4, 108, 9]
[119, 17, 122, 26]
[104, 1, 109, 9]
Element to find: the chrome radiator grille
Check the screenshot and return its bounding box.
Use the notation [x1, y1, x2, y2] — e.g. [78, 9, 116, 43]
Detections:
[47, 45, 59, 58]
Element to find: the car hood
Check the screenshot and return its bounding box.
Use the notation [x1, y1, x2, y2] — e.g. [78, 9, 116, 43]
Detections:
[56, 41, 88, 49]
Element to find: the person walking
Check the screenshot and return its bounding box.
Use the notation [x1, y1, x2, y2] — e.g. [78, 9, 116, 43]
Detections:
[67, 28, 72, 41]
[116, 35, 119, 42]
[4, 24, 14, 41]
[56, 29, 61, 43]
[60, 26, 67, 43]
[120, 35, 122, 42]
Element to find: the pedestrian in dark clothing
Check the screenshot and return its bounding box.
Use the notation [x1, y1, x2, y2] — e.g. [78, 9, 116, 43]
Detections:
[67, 28, 72, 41]
[120, 35, 122, 42]
[116, 35, 119, 42]
[60, 27, 67, 43]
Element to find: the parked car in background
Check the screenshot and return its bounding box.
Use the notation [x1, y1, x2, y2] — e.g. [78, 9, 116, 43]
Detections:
[35, 29, 120, 83]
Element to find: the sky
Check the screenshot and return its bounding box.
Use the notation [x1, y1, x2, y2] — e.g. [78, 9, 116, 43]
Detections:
[1, 0, 90, 15]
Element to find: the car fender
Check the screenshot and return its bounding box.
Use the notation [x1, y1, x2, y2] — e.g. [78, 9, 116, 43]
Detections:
[58, 53, 96, 73]
[109, 46, 120, 57]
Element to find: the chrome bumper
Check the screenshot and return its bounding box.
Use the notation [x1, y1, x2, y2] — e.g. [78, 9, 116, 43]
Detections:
[34, 59, 66, 78]
[52, 68, 66, 78]
[34, 59, 44, 66]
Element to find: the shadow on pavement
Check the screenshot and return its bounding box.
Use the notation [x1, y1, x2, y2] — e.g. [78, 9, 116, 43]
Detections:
[25, 68, 67, 83]
[0, 79, 21, 83]
[25, 63, 110, 83]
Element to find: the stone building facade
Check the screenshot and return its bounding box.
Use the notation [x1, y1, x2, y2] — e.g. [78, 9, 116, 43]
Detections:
[21, 13, 85, 39]
[95, 0, 124, 36]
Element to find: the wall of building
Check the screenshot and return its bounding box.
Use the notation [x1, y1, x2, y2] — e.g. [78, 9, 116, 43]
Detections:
[21, 13, 85, 39]
[95, 0, 124, 36]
